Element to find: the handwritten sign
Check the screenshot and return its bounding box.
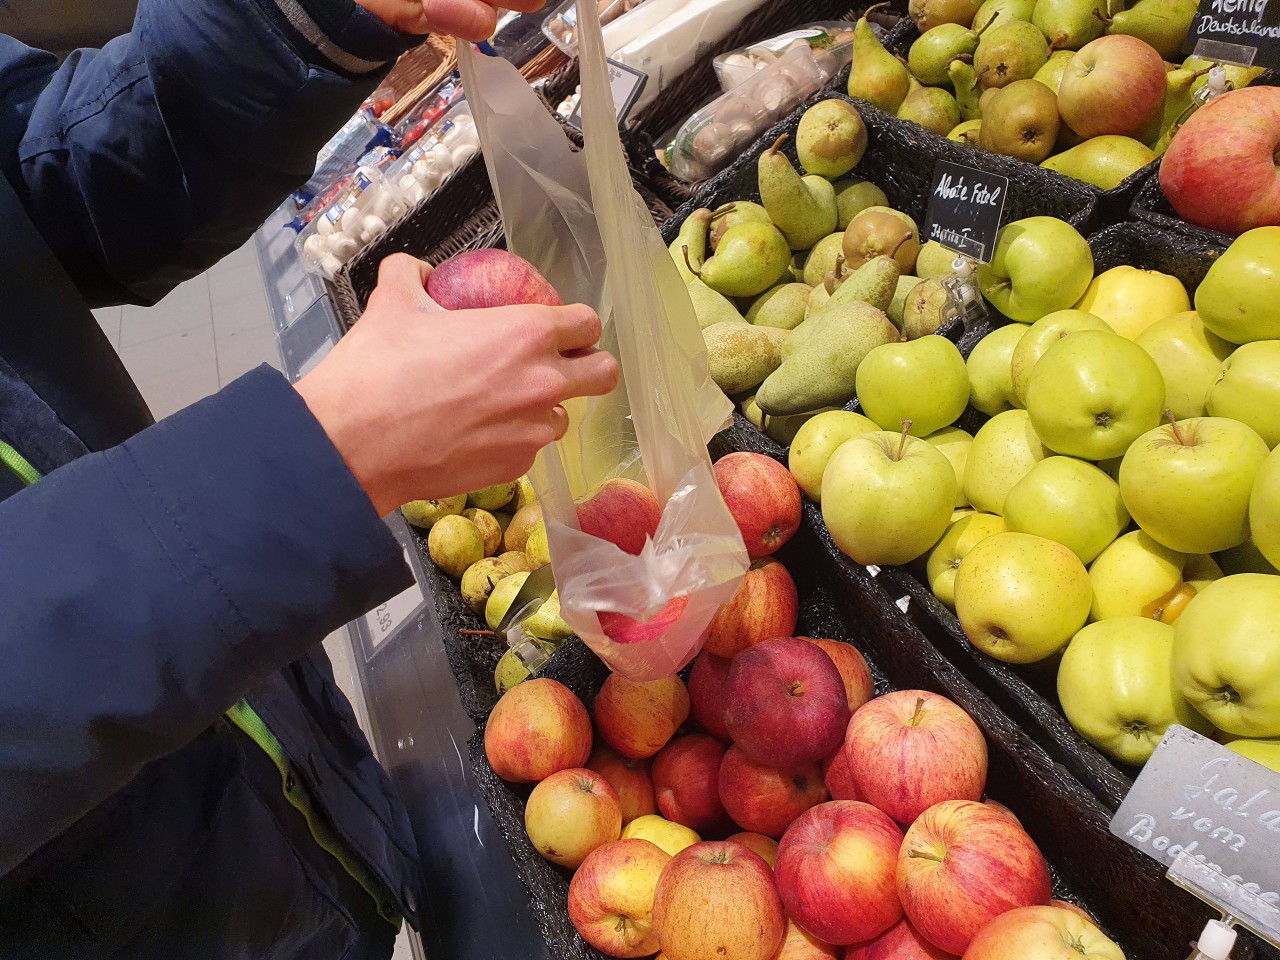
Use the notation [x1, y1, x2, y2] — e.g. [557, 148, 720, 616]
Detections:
[922, 161, 1009, 264]
[363, 547, 426, 650]
[1186, 0, 1280, 67]
[569, 58, 648, 128]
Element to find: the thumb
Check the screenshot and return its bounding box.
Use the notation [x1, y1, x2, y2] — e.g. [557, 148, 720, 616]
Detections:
[419, 0, 500, 40]
[370, 253, 442, 313]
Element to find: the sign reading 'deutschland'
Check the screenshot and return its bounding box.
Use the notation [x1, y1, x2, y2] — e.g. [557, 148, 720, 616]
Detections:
[922, 160, 1009, 264]
[1186, 0, 1280, 67]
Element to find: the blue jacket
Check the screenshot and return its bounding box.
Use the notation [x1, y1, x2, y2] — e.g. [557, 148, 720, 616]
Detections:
[0, 2, 430, 957]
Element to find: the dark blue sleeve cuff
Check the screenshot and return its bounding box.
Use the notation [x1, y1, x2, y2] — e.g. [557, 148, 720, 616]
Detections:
[251, 0, 424, 75]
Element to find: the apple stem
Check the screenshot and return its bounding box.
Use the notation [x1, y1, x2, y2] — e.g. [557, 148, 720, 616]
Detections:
[1165, 409, 1187, 446]
[893, 422, 912, 462]
[907, 849, 945, 863]
[909, 695, 927, 726]
[769, 134, 789, 156]
[682, 245, 703, 279]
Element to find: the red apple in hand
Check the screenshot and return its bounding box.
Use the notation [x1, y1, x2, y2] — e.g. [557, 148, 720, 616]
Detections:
[714, 452, 802, 558]
[484, 677, 592, 782]
[727, 832, 779, 869]
[525, 767, 622, 868]
[1056, 36, 1165, 139]
[775, 801, 905, 945]
[844, 690, 987, 825]
[802, 637, 875, 712]
[578, 477, 663, 556]
[718, 745, 828, 838]
[587, 745, 657, 825]
[897, 799, 1052, 955]
[653, 734, 730, 832]
[725, 637, 852, 768]
[704, 559, 799, 658]
[427, 249, 564, 308]
[689, 651, 733, 741]
[822, 748, 862, 802]
[569, 838, 671, 958]
[599, 595, 691, 646]
[594, 673, 690, 760]
[844, 917, 952, 960]
[962, 906, 1124, 960]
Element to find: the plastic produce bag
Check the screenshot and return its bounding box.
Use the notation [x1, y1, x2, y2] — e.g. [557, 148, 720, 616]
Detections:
[456, 12, 748, 681]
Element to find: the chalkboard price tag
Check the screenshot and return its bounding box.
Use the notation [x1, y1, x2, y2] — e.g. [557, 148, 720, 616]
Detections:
[922, 160, 1009, 264]
[1186, 0, 1280, 68]
[569, 58, 648, 129]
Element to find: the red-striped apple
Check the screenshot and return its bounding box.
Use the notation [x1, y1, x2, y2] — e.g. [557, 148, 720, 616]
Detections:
[802, 637, 875, 712]
[569, 839, 671, 957]
[844, 917, 952, 960]
[594, 673, 690, 760]
[578, 477, 663, 556]
[718, 745, 828, 838]
[704, 559, 799, 658]
[653, 734, 730, 832]
[426, 249, 564, 308]
[525, 768, 622, 868]
[688, 651, 733, 741]
[599, 595, 692, 646]
[587, 745, 657, 825]
[727, 832, 779, 869]
[823, 747, 862, 802]
[773, 919, 839, 959]
[484, 677, 592, 782]
[714, 452, 802, 558]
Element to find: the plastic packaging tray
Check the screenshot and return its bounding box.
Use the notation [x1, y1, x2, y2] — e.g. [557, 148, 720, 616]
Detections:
[712, 20, 855, 90]
[542, 0, 648, 54]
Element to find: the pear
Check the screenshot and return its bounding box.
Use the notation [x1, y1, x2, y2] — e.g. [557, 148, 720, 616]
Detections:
[1182, 55, 1264, 96]
[844, 209, 921, 273]
[948, 118, 984, 143]
[889, 274, 927, 328]
[670, 209, 712, 284]
[1033, 50, 1076, 91]
[916, 240, 959, 278]
[688, 278, 745, 329]
[974, 0, 1037, 25]
[797, 100, 868, 179]
[428, 515, 484, 579]
[709, 201, 772, 250]
[742, 395, 833, 445]
[524, 590, 574, 642]
[461, 557, 516, 613]
[909, 22, 989, 85]
[1107, 0, 1197, 59]
[974, 20, 1050, 89]
[758, 135, 838, 251]
[1032, 0, 1107, 50]
[825, 255, 852, 294]
[898, 85, 963, 135]
[834, 179, 890, 229]
[803, 233, 849, 287]
[910, 0, 985, 29]
[697, 221, 791, 298]
[807, 283, 832, 317]
[949, 58, 984, 120]
[1041, 135, 1156, 188]
[1152, 65, 1210, 153]
[756, 302, 900, 415]
[979, 79, 1061, 162]
[821, 253, 903, 315]
[703, 321, 789, 395]
[747, 283, 811, 330]
[848, 7, 912, 112]
[902, 277, 953, 338]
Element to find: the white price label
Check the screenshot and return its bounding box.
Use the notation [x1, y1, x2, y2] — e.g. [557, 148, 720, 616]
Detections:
[568, 58, 648, 127]
[363, 549, 426, 649]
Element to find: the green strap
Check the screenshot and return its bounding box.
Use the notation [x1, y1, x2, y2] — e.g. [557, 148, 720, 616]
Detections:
[0, 440, 41, 486]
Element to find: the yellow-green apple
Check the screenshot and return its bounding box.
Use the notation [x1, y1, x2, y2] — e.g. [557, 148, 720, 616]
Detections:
[484, 677, 592, 782]
[897, 799, 1052, 955]
[1010, 310, 1114, 407]
[1074, 266, 1191, 341]
[803, 637, 875, 713]
[594, 674, 691, 760]
[844, 690, 988, 825]
[925, 427, 974, 508]
[771, 919, 840, 959]
[577, 477, 663, 556]
[1135, 312, 1233, 420]
[1088, 530, 1188, 620]
[727, 832, 779, 869]
[653, 735, 730, 832]
[1057, 35, 1166, 139]
[525, 767, 623, 868]
[1253, 447, 1280, 569]
[1227, 737, 1280, 773]
[1173, 574, 1280, 737]
[587, 745, 657, 825]
[961, 905, 1125, 960]
[1003, 456, 1129, 564]
[856, 336, 970, 438]
[1119, 416, 1269, 554]
[1057, 618, 1213, 766]
[1195, 226, 1280, 343]
[1025, 330, 1166, 460]
[1162, 90, 1280, 238]
[688, 651, 732, 741]
[703, 558, 799, 658]
[976, 217, 1094, 323]
[823, 746, 862, 802]
[845, 917, 952, 960]
[964, 410, 1049, 514]
[714, 452, 803, 558]
[568, 838, 671, 957]
[1207, 341, 1280, 448]
[967, 322, 1031, 415]
[775, 801, 906, 945]
[955, 532, 1092, 663]
[1184, 553, 1225, 595]
[429, 248, 564, 308]
[622, 814, 700, 857]
[718, 745, 828, 838]
[724, 637, 852, 767]
[927, 512, 1008, 607]
[653, 841, 785, 960]
[822, 429, 958, 565]
[789, 411, 880, 503]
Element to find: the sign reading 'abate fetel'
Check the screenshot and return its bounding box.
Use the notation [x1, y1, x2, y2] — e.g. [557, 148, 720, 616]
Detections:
[922, 161, 1009, 264]
[1186, 0, 1280, 67]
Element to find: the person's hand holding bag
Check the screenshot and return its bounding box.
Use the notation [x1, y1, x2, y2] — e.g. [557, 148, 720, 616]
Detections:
[358, 0, 548, 40]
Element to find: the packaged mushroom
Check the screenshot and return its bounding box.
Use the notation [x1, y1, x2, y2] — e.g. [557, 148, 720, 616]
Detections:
[542, 0, 646, 54]
[713, 21, 855, 91]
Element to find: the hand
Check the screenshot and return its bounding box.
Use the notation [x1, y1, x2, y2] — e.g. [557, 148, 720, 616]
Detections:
[296, 254, 619, 516]
[357, 0, 549, 41]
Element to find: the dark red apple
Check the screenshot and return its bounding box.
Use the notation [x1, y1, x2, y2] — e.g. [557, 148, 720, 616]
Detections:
[844, 917, 952, 960]
[713, 452, 802, 558]
[718, 745, 828, 838]
[704, 559, 799, 658]
[688, 651, 733, 741]
[822, 748, 861, 802]
[653, 734, 730, 832]
[801, 637, 875, 713]
[426, 249, 563, 309]
[577, 477, 663, 556]
[598, 595, 690, 646]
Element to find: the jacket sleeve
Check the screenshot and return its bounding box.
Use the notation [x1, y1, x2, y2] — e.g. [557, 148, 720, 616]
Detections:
[0, 0, 418, 307]
[0, 366, 414, 877]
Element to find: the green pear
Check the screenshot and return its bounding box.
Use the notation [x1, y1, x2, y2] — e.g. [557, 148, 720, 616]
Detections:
[1108, 0, 1197, 59]
[1152, 66, 1210, 154]
[834, 179, 890, 229]
[902, 277, 953, 339]
[1033, 50, 1076, 91]
[898, 85, 963, 136]
[428, 515, 485, 579]
[889, 275, 926, 328]
[1183, 55, 1265, 96]
[917, 240, 959, 279]
[461, 557, 516, 613]
[670, 209, 712, 284]
[742, 395, 835, 445]
[979, 79, 1061, 162]
[974, 0, 1037, 26]
[1032, 0, 1107, 50]
[804, 233, 849, 287]
[909, 23, 987, 86]
[948, 119, 983, 143]
[709, 201, 772, 250]
[1041, 135, 1156, 189]
[689, 279, 745, 329]
[974, 20, 1049, 89]
[703, 321, 789, 395]
[807, 283, 832, 317]
[758, 136, 838, 251]
[402, 495, 466, 529]
[848, 10, 912, 112]
[747, 283, 811, 330]
[820, 253, 903, 315]
[524, 590, 574, 642]
[697, 221, 791, 298]
[485, 571, 529, 630]
[797, 99, 868, 179]
[949, 58, 984, 120]
[911, 0, 986, 29]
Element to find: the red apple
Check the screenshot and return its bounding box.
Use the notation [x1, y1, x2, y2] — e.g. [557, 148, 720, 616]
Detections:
[844, 690, 987, 825]
[822, 748, 862, 802]
[983, 799, 1021, 827]
[578, 477, 664, 556]
[724, 637, 852, 768]
[897, 799, 1052, 955]
[1162, 86, 1280, 235]
[714, 452, 802, 558]
[426, 249, 563, 308]
[844, 917, 952, 960]
[653, 734, 730, 832]
[484, 677, 592, 782]
[1050, 900, 1095, 925]
[652, 841, 786, 960]
[587, 745, 657, 825]
[962, 906, 1124, 960]
[594, 673, 690, 760]
[802, 637, 875, 713]
[774, 919, 840, 960]
[1056, 36, 1166, 139]
[688, 651, 733, 741]
[569, 838, 671, 958]
[599, 595, 690, 646]
[718, 745, 828, 838]
[525, 767, 622, 868]
[775, 800, 904, 945]
[704, 559, 800, 658]
[728, 832, 780, 869]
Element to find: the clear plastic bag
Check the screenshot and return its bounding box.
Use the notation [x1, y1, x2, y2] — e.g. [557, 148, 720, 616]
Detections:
[456, 20, 748, 681]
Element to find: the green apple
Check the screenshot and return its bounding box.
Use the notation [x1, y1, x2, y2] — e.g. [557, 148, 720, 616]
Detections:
[954, 531, 1092, 663]
[1207, 341, 1280, 448]
[1088, 530, 1188, 621]
[963, 410, 1049, 515]
[788, 410, 879, 503]
[1173, 574, 1280, 737]
[1135, 311, 1233, 421]
[1003, 456, 1129, 564]
[925, 427, 973, 508]
[822, 429, 958, 565]
[926, 512, 1006, 607]
[1184, 553, 1225, 595]
[976, 216, 1095, 323]
[856, 336, 970, 437]
[966, 322, 1030, 415]
[1119, 416, 1269, 554]
[1026, 330, 1166, 461]
[1010, 309, 1113, 407]
[1252, 447, 1280, 570]
[1057, 617, 1213, 766]
[1195, 226, 1280, 344]
[1227, 737, 1280, 773]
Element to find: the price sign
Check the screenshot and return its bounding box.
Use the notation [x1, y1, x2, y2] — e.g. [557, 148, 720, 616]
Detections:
[569, 58, 648, 128]
[363, 548, 426, 650]
[1186, 0, 1280, 67]
[922, 160, 1009, 264]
